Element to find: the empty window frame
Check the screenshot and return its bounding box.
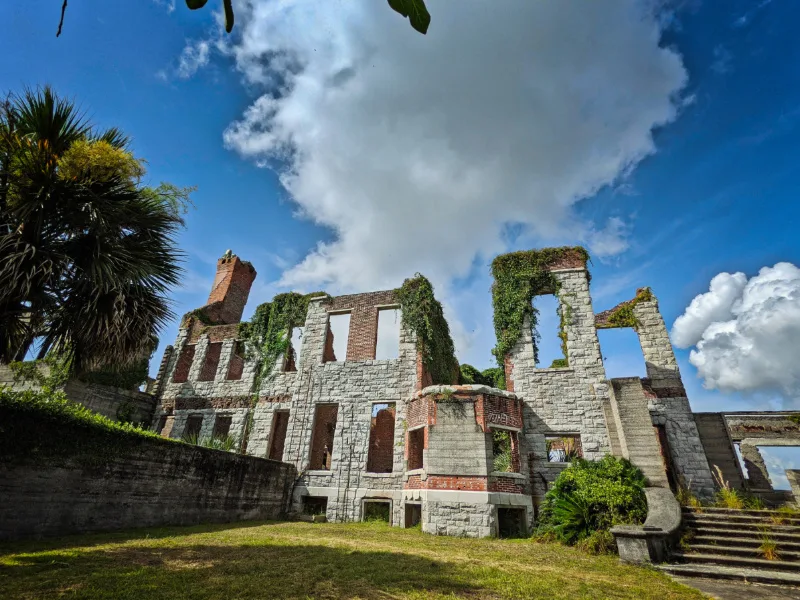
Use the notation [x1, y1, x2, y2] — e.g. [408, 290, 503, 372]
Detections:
[284, 326, 303, 372]
[323, 312, 351, 363]
[172, 344, 196, 383]
[198, 342, 223, 381]
[532, 294, 566, 368]
[407, 427, 425, 471]
[226, 341, 245, 380]
[363, 500, 391, 523]
[492, 428, 520, 473]
[545, 434, 582, 463]
[367, 403, 396, 473]
[212, 415, 233, 439]
[404, 503, 422, 528]
[309, 404, 339, 470]
[302, 496, 328, 516]
[497, 507, 527, 538]
[269, 410, 290, 461]
[375, 307, 401, 360]
[596, 328, 647, 378]
[183, 414, 204, 442]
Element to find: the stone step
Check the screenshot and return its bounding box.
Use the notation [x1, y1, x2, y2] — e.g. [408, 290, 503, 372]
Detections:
[693, 534, 800, 552]
[684, 507, 800, 520]
[686, 527, 800, 543]
[684, 518, 800, 534]
[689, 544, 800, 561]
[672, 551, 800, 573]
[658, 563, 800, 587]
[684, 511, 800, 526]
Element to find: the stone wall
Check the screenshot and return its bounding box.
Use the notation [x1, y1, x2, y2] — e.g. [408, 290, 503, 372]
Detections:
[0, 422, 296, 542]
[694, 412, 745, 490]
[0, 364, 157, 425]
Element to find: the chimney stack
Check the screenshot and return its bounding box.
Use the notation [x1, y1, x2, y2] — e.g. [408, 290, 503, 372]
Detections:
[206, 251, 257, 324]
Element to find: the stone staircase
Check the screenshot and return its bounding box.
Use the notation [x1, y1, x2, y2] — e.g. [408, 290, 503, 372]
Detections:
[658, 507, 800, 586]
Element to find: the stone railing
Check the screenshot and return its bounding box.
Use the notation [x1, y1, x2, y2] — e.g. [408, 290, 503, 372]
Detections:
[610, 487, 682, 564]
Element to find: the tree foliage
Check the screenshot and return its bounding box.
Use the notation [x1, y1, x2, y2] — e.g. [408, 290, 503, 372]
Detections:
[0, 86, 190, 374]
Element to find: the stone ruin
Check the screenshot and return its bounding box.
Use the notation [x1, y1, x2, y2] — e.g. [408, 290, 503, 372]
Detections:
[147, 248, 800, 538]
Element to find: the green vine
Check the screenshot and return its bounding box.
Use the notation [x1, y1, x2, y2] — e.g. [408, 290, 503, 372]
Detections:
[491, 246, 589, 367]
[236, 291, 330, 453]
[459, 364, 506, 390]
[601, 288, 654, 329]
[396, 274, 459, 385]
[551, 292, 576, 368]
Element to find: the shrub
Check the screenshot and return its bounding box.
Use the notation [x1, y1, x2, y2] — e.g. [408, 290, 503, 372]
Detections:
[537, 456, 647, 548]
[711, 465, 744, 509]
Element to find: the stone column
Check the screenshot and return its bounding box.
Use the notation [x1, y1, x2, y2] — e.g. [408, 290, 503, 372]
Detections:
[786, 470, 800, 505]
[740, 443, 773, 491]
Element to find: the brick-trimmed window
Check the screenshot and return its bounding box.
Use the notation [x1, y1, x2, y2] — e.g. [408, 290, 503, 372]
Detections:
[269, 410, 290, 461]
[492, 428, 521, 473]
[309, 404, 338, 470]
[198, 342, 223, 381]
[375, 307, 401, 360]
[172, 344, 196, 383]
[226, 341, 245, 380]
[408, 427, 424, 471]
[367, 403, 396, 473]
[323, 312, 350, 363]
[546, 434, 582, 463]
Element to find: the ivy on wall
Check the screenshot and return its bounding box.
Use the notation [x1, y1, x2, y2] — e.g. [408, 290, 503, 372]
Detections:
[396, 274, 459, 385]
[597, 288, 653, 330]
[459, 364, 506, 390]
[491, 246, 589, 368]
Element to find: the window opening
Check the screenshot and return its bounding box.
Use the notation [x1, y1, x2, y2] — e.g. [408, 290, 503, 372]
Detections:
[404, 503, 422, 528]
[497, 507, 527, 538]
[302, 496, 328, 516]
[533, 294, 565, 368]
[546, 434, 582, 463]
[172, 344, 195, 383]
[367, 403, 396, 473]
[323, 312, 350, 362]
[213, 416, 232, 439]
[363, 500, 391, 523]
[492, 429, 520, 473]
[284, 326, 304, 372]
[309, 404, 338, 470]
[226, 341, 245, 380]
[597, 328, 646, 378]
[183, 414, 203, 442]
[408, 428, 425, 471]
[269, 410, 290, 461]
[198, 342, 223, 381]
[376, 308, 401, 359]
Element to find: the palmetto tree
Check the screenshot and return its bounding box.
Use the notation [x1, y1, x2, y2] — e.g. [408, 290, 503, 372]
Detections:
[0, 87, 185, 374]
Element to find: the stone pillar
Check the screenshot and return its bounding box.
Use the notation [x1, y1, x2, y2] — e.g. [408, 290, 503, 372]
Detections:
[740, 443, 773, 491]
[632, 292, 679, 383]
[786, 470, 800, 505]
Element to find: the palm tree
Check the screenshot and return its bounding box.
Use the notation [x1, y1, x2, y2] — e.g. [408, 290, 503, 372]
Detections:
[0, 86, 185, 374]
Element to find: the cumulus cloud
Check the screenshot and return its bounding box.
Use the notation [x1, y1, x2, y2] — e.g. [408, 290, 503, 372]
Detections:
[215, 0, 688, 293]
[672, 263, 800, 403]
[177, 40, 211, 79]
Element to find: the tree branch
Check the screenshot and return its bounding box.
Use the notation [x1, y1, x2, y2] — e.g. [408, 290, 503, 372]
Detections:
[56, 0, 68, 38]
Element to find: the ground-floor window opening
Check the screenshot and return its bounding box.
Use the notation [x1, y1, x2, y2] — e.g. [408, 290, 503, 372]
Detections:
[183, 414, 203, 442]
[497, 507, 527, 538]
[367, 402, 396, 473]
[363, 500, 391, 523]
[212, 415, 232, 439]
[545, 434, 582, 463]
[492, 429, 520, 473]
[407, 427, 424, 471]
[302, 496, 328, 516]
[309, 404, 338, 470]
[269, 410, 290, 461]
[404, 503, 421, 528]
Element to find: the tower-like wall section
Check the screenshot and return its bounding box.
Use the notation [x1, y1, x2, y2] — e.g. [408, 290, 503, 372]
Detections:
[506, 267, 611, 500]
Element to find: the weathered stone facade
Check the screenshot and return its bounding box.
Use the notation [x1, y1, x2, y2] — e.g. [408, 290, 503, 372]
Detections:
[148, 248, 799, 537]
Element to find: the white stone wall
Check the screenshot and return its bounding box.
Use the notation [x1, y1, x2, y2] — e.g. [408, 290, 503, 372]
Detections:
[508, 268, 611, 499]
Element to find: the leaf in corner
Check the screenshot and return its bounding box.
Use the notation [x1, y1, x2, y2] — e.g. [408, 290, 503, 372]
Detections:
[223, 0, 235, 33]
[185, 0, 209, 10]
[387, 0, 431, 34]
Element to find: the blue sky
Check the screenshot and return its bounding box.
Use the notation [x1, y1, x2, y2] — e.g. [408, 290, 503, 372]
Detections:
[3, 0, 800, 440]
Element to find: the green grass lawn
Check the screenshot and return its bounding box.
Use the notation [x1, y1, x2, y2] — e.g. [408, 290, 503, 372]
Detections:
[0, 521, 706, 600]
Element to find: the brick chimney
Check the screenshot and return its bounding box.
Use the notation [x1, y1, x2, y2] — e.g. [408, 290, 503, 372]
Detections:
[206, 251, 257, 324]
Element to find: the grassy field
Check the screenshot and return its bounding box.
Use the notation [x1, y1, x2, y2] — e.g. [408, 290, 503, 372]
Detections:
[0, 521, 706, 600]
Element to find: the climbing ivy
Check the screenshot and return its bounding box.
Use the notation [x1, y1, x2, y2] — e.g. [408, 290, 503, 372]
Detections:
[491, 247, 589, 367]
[599, 288, 654, 329]
[459, 364, 506, 390]
[396, 274, 459, 385]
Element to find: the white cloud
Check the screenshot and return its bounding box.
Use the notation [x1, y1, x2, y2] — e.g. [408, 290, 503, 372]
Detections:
[177, 40, 211, 79]
[673, 263, 800, 404]
[218, 0, 688, 294]
[153, 0, 176, 15]
[672, 271, 748, 348]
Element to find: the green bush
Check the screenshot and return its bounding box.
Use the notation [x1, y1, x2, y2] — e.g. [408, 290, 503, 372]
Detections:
[537, 456, 647, 548]
[0, 387, 165, 465]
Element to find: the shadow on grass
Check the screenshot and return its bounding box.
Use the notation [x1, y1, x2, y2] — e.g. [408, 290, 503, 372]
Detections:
[0, 520, 281, 556]
[0, 541, 488, 600]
